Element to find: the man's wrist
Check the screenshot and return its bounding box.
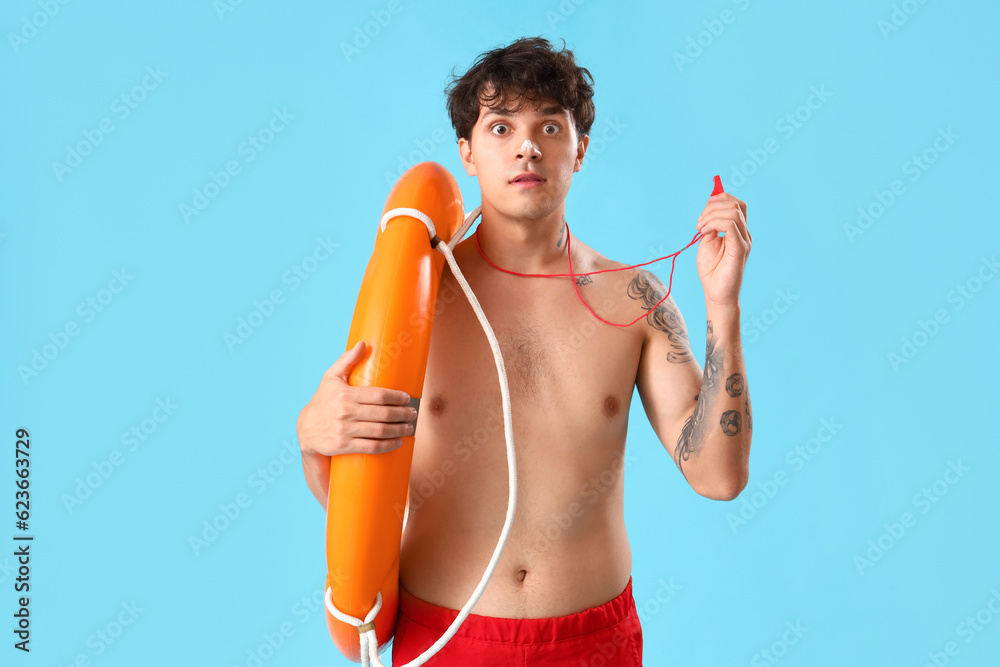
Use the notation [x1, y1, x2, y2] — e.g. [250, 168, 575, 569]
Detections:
[706, 299, 741, 321]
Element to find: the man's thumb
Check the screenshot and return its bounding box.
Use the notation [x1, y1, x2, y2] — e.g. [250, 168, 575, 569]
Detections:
[327, 340, 367, 382]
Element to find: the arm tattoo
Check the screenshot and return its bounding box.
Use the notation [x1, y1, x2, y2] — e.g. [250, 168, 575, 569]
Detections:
[720, 410, 741, 436]
[745, 392, 753, 431]
[627, 269, 694, 364]
[725, 373, 744, 397]
[674, 320, 722, 473]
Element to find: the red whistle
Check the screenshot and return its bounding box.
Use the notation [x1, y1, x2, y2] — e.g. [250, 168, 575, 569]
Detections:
[711, 175, 724, 196]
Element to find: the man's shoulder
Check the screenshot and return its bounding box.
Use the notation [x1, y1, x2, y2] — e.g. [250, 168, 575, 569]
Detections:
[570, 236, 666, 295]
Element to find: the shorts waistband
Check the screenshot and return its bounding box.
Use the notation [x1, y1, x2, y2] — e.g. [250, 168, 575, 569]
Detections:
[397, 577, 636, 645]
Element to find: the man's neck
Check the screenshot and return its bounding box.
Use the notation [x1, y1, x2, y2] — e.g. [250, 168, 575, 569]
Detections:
[474, 203, 569, 275]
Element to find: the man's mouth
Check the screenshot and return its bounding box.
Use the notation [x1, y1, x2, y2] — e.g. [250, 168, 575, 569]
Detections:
[510, 173, 545, 187]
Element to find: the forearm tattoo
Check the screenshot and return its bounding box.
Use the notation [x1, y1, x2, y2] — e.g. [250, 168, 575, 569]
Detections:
[627, 270, 694, 364]
[721, 372, 744, 436]
[675, 320, 721, 473]
[725, 373, 744, 397]
[720, 410, 741, 436]
[745, 392, 753, 432]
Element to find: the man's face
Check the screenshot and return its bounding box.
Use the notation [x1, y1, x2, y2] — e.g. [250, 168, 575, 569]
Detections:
[458, 93, 589, 222]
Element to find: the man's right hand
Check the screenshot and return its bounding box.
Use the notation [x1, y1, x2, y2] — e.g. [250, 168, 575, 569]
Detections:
[297, 340, 417, 508]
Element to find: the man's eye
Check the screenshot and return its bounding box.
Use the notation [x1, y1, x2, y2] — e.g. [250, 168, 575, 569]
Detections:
[491, 124, 509, 135]
[544, 124, 559, 134]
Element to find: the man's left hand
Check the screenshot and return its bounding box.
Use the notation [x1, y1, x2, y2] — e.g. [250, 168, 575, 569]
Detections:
[694, 192, 751, 308]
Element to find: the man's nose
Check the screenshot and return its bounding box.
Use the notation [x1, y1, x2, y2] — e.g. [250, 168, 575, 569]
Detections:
[516, 138, 541, 159]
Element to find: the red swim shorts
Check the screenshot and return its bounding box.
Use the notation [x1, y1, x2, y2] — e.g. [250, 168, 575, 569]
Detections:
[390, 576, 643, 666]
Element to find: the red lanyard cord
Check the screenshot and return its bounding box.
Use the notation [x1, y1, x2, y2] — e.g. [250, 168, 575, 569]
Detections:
[472, 176, 723, 328]
[474, 223, 705, 328]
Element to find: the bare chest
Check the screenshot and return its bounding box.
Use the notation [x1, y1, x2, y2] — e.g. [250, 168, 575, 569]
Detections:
[421, 269, 640, 427]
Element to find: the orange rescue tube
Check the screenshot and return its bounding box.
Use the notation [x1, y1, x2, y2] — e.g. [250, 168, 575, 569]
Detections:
[324, 162, 465, 662]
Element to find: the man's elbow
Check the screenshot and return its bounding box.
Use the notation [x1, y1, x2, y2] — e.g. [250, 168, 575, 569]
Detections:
[695, 467, 749, 501]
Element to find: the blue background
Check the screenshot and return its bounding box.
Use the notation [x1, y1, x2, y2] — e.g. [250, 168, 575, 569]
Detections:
[2, 0, 998, 665]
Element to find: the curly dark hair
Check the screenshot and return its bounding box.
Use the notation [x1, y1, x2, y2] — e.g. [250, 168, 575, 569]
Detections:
[444, 37, 595, 143]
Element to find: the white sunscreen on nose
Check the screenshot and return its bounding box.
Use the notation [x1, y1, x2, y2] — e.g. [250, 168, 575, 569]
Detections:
[520, 139, 539, 154]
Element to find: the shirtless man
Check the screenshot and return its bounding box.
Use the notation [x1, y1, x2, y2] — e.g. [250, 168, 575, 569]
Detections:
[297, 37, 752, 665]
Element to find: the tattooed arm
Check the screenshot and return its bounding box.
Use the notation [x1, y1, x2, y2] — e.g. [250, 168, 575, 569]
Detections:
[631, 269, 751, 500]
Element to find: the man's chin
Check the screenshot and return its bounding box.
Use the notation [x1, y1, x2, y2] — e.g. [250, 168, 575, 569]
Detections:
[501, 207, 555, 222]
[500, 197, 560, 221]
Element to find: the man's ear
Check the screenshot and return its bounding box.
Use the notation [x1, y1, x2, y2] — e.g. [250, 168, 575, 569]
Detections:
[459, 137, 477, 176]
[573, 134, 590, 173]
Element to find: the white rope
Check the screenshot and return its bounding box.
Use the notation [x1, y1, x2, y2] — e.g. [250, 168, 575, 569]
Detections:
[325, 589, 386, 665]
[451, 206, 482, 252]
[327, 205, 516, 667]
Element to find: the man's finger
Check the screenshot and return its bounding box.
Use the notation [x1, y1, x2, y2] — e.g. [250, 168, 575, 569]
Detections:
[347, 421, 415, 441]
[352, 403, 419, 424]
[353, 385, 412, 406]
[324, 340, 367, 383]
